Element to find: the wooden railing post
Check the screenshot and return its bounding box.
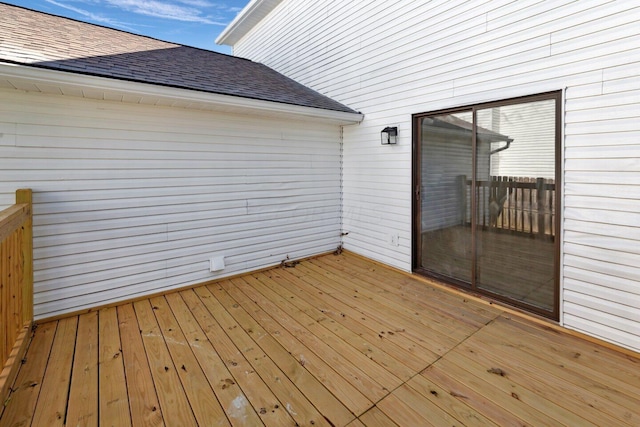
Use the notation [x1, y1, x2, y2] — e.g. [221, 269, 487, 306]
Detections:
[15, 189, 33, 324]
[0, 189, 34, 417]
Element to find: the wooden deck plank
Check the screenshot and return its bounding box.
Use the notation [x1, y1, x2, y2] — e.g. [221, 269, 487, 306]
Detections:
[2, 253, 639, 427]
[475, 317, 640, 425]
[30, 316, 77, 427]
[163, 292, 264, 427]
[310, 256, 496, 339]
[207, 280, 349, 426]
[134, 299, 197, 427]
[213, 275, 371, 418]
[487, 315, 640, 402]
[418, 363, 532, 427]
[255, 270, 418, 381]
[0, 321, 56, 426]
[303, 259, 467, 342]
[98, 307, 132, 427]
[67, 311, 99, 427]
[273, 266, 439, 370]
[196, 281, 355, 426]
[344, 418, 367, 427]
[426, 358, 570, 426]
[376, 391, 437, 427]
[291, 262, 460, 356]
[389, 383, 471, 426]
[186, 287, 298, 427]
[243, 273, 404, 390]
[283, 262, 440, 357]
[495, 314, 640, 398]
[223, 275, 388, 404]
[450, 339, 611, 426]
[325, 252, 499, 324]
[404, 373, 501, 426]
[149, 295, 231, 427]
[355, 407, 400, 427]
[117, 303, 164, 427]
[329, 251, 497, 320]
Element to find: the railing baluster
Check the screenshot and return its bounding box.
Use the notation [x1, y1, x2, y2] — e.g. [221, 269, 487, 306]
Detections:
[529, 178, 534, 235]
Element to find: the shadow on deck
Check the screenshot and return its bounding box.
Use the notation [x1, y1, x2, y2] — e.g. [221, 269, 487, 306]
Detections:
[1, 252, 638, 426]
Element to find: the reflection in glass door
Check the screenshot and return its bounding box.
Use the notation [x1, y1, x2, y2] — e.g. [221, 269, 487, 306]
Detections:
[414, 93, 560, 319]
[475, 100, 557, 312]
[418, 112, 473, 285]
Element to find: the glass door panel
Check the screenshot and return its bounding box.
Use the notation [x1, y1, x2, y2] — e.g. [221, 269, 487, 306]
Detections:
[414, 92, 560, 319]
[419, 112, 473, 284]
[475, 100, 557, 311]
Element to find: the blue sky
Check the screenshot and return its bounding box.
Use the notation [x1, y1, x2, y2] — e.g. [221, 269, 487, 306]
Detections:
[5, 0, 251, 53]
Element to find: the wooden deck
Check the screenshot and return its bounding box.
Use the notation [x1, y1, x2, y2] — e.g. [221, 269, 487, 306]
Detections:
[1, 252, 638, 426]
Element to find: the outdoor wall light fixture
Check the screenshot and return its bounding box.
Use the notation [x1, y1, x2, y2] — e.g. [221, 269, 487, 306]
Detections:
[381, 126, 398, 145]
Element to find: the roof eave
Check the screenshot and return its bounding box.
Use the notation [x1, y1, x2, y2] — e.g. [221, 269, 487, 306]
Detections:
[216, 0, 283, 46]
[0, 62, 364, 125]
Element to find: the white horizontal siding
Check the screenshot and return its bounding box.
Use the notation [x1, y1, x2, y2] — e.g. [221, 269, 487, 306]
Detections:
[0, 88, 342, 319]
[233, 0, 640, 352]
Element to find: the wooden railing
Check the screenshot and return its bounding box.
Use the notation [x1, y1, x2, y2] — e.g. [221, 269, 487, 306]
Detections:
[461, 176, 555, 239]
[0, 189, 33, 411]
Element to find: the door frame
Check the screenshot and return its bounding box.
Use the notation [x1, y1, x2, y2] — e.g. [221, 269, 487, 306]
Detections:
[411, 91, 562, 320]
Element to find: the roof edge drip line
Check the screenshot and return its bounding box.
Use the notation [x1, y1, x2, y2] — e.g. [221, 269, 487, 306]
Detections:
[0, 62, 364, 124]
[217, 0, 284, 46]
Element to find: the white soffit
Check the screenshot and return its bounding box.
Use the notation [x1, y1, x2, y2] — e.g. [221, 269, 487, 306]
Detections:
[0, 62, 363, 125]
[216, 0, 284, 46]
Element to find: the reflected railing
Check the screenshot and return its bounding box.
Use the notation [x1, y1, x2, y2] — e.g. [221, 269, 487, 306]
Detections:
[459, 175, 555, 240]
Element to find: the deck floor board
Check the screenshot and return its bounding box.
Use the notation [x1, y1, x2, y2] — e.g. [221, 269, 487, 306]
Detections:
[2, 252, 639, 426]
[291, 261, 458, 356]
[271, 267, 438, 370]
[227, 274, 373, 424]
[66, 311, 99, 427]
[98, 307, 131, 427]
[30, 316, 77, 427]
[229, 275, 400, 398]
[134, 299, 198, 426]
[0, 321, 56, 425]
[164, 292, 264, 427]
[186, 287, 294, 427]
[117, 303, 164, 427]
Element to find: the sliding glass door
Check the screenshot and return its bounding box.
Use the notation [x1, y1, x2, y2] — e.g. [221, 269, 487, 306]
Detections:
[418, 111, 474, 285]
[413, 92, 560, 319]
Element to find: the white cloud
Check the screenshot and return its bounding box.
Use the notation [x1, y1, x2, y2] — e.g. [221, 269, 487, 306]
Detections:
[105, 0, 228, 25]
[175, 0, 215, 7]
[44, 0, 136, 30]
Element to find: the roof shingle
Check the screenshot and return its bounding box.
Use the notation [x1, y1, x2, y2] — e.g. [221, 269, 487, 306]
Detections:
[0, 3, 358, 114]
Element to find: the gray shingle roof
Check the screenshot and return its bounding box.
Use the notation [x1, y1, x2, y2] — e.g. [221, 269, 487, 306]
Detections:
[0, 3, 358, 114]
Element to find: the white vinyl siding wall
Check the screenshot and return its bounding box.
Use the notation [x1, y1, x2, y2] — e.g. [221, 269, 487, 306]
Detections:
[0, 88, 342, 319]
[232, 0, 640, 351]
